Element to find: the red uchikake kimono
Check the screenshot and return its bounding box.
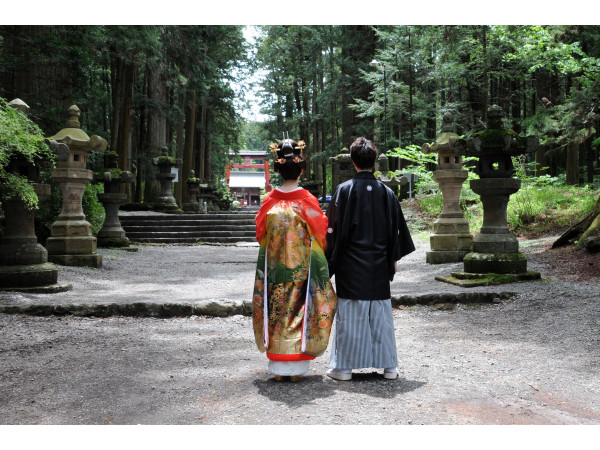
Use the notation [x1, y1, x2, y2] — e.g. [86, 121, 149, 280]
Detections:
[252, 188, 337, 369]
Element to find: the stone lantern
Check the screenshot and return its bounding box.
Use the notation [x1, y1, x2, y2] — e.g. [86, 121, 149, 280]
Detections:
[46, 105, 107, 268]
[95, 152, 135, 247]
[442, 105, 540, 283]
[422, 112, 473, 264]
[301, 174, 321, 200]
[375, 152, 408, 192]
[197, 178, 221, 213]
[0, 99, 71, 291]
[152, 148, 182, 212]
[183, 170, 201, 212]
[330, 147, 355, 192]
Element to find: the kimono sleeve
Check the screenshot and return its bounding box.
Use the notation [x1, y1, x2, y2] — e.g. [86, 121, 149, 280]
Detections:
[325, 190, 340, 276]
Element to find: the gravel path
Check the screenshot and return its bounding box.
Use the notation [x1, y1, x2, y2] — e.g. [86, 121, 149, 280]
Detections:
[1, 275, 599, 425]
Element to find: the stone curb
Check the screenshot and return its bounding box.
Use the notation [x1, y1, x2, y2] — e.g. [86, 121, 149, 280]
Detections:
[391, 292, 515, 306]
[0, 292, 515, 318]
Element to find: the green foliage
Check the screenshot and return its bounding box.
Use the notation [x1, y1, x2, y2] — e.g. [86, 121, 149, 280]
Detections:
[507, 167, 600, 234]
[242, 121, 270, 151]
[0, 98, 55, 209]
[386, 145, 438, 196]
[82, 183, 106, 235]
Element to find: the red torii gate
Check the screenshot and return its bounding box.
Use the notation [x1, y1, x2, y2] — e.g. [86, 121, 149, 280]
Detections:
[225, 159, 271, 192]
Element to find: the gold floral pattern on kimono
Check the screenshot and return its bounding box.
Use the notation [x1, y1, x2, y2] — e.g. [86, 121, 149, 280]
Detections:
[252, 199, 337, 358]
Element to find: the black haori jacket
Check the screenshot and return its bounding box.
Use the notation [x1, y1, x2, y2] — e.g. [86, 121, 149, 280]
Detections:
[325, 171, 415, 300]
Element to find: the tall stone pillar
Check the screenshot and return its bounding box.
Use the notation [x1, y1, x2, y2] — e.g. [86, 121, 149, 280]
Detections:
[46, 105, 107, 268]
[422, 112, 473, 264]
[0, 99, 71, 292]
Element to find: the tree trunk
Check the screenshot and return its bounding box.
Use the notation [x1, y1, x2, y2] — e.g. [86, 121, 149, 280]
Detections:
[481, 26, 489, 119]
[566, 141, 579, 186]
[553, 195, 600, 252]
[205, 130, 212, 183]
[174, 89, 186, 206]
[585, 138, 594, 184]
[182, 91, 197, 192]
[408, 29, 414, 147]
[145, 62, 167, 203]
[118, 63, 134, 172]
[110, 56, 123, 156]
[535, 146, 549, 177]
[199, 96, 207, 180]
[135, 70, 148, 204]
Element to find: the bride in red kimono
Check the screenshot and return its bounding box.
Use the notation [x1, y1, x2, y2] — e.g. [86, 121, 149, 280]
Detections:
[252, 138, 337, 381]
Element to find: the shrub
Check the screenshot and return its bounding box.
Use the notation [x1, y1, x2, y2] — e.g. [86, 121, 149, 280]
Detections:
[0, 98, 55, 209]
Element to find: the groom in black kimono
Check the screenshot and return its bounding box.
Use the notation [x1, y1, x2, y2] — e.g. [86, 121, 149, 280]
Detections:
[325, 137, 415, 381]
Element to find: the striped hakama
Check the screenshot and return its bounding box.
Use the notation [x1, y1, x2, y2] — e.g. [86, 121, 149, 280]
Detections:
[329, 298, 398, 370]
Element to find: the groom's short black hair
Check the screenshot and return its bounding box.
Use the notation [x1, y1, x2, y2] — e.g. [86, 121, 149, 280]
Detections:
[350, 137, 377, 170]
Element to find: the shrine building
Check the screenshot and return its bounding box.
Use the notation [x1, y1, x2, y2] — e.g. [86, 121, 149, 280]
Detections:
[226, 150, 271, 206]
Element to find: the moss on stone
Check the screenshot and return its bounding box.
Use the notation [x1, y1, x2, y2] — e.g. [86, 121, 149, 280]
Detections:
[471, 128, 516, 147]
[156, 155, 177, 165]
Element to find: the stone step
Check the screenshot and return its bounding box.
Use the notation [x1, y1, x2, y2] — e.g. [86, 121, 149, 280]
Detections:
[126, 230, 256, 238]
[120, 219, 256, 227]
[119, 211, 258, 244]
[119, 213, 257, 221]
[123, 225, 256, 233]
[130, 236, 257, 244]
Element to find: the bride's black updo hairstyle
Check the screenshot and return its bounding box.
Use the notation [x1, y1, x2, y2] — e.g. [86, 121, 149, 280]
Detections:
[270, 138, 306, 181]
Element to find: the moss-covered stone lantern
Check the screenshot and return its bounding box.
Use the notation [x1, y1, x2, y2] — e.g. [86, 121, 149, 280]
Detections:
[330, 147, 355, 193]
[95, 151, 135, 247]
[183, 170, 201, 212]
[438, 105, 541, 285]
[422, 112, 473, 264]
[0, 99, 72, 292]
[152, 148, 182, 212]
[46, 105, 107, 268]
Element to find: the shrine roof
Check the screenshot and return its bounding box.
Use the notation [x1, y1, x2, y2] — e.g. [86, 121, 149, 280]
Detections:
[229, 150, 268, 157]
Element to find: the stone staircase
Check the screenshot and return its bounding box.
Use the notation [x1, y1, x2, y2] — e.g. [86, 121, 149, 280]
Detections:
[119, 209, 258, 244]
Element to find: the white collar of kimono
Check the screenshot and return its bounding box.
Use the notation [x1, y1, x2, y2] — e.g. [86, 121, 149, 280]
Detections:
[275, 187, 303, 192]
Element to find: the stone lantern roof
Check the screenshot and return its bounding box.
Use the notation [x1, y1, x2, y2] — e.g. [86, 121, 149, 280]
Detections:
[8, 98, 30, 115]
[455, 105, 538, 178]
[48, 105, 107, 152]
[423, 112, 460, 155]
[422, 112, 463, 170]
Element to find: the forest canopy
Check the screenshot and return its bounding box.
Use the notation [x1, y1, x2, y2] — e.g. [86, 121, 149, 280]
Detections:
[1, 25, 599, 245]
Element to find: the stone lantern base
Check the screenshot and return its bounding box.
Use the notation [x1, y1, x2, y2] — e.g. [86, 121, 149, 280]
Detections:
[436, 177, 541, 285]
[47, 252, 102, 268]
[0, 263, 72, 293]
[47, 228, 102, 268]
[426, 217, 473, 264]
[183, 201, 201, 212]
[463, 251, 527, 274]
[153, 172, 180, 212]
[0, 199, 72, 293]
[97, 192, 131, 248]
